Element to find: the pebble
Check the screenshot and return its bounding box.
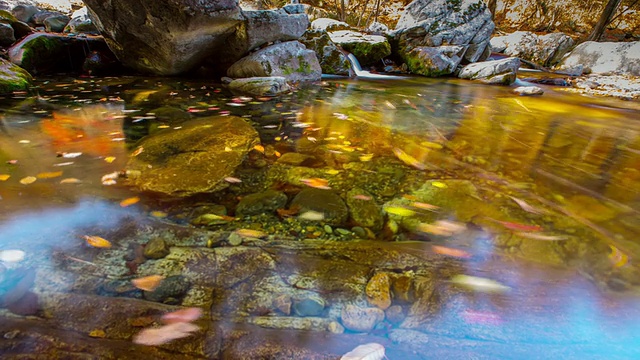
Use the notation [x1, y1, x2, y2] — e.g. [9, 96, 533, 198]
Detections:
[340, 304, 385, 332]
[385, 305, 406, 325]
[327, 321, 345, 334]
[352, 226, 367, 239]
[228, 232, 243, 246]
[324, 225, 333, 234]
[336, 228, 351, 235]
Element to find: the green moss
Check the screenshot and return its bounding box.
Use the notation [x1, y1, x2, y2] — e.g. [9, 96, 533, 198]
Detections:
[17, 34, 64, 71]
[0, 10, 18, 23]
[0, 58, 32, 95]
[296, 55, 312, 74]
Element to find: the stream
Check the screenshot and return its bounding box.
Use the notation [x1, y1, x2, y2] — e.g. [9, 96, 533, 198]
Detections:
[0, 74, 639, 358]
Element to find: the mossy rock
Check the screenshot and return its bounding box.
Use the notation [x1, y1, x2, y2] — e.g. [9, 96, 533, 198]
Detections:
[0, 58, 32, 95]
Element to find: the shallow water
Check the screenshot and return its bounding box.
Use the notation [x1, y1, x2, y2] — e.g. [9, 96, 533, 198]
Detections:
[1, 75, 639, 358]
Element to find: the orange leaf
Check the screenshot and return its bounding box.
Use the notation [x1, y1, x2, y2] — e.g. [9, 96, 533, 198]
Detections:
[83, 235, 112, 248]
[161, 307, 203, 324]
[132, 275, 165, 291]
[432, 245, 472, 259]
[120, 196, 140, 207]
[300, 178, 330, 190]
[37, 171, 63, 179]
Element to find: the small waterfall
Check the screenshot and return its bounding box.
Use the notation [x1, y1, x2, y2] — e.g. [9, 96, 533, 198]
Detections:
[344, 52, 407, 80]
[346, 53, 366, 77]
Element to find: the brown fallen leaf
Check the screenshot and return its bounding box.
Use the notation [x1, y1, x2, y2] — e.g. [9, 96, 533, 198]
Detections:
[131, 275, 165, 291]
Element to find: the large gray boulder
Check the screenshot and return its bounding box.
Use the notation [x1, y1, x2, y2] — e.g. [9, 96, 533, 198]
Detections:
[557, 41, 640, 76]
[392, 0, 494, 76]
[491, 31, 574, 67]
[227, 41, 322, 82]
[458, 57, 520, 85]
[328, 30, 391, 66]
[83, 0, 242, 75]
[219, 8, 310, 69]
[126, 116, 259, 196]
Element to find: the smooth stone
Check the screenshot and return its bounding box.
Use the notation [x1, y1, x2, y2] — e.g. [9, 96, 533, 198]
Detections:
[143, 275, 190, 304]
[293, 296, 325, 317]
[340, 304, 385, 332]
[514, 86, 544, 95]
[290, 188, 349, 226]
[236, 190, 288, 217]
[228, 232, 243, 246]
[366, 272, 392, 310]
[143, 238, 170, 259]
[385, 305, 406, 325]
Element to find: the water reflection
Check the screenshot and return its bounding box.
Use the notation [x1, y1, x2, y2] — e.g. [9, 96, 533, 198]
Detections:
[0, 76, 639, 358]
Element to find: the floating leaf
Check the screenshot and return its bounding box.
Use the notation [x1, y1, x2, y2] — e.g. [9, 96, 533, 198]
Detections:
[253, 144, 265, 153]
[234, 229, 267, 239]
[300, 178, 330, 190]
[410, 201, 439, 211]
[359, 153, 374, 162]
[515, 232, 568, 241]
[60, 178, 82, 184]
[352, 194, 372, 201]
[37, 171, 63, 179]
[392, 147, 426, 170]
[0, 249, 26, 263]
[132, 275, 165, 291]
[509, 196, 544, 215]
[609, 245, 628, 268]
[341, 342, 386, 360]
[88, 329, 106, 338]
[19, 176, 37, 185]
[104, 156, 116, 163]
[83, 235, 112, 248]
[416, 220, 466, 236]
[489, 219, 543, 232]
[133, 322, 199, 346]
[120, 196, 140, 207]
[431, 181, 447, 188]
[131, 147, 144, 157]
[451, 275, 510, 294]
[432, 245, 471, 259]
[161, 307, 203, 324]
[0, 174, 10, 181]
[150, 211, 168, 218]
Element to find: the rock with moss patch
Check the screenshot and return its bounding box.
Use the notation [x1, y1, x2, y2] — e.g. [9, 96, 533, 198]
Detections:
[402, 45, 465, 77]
[329, 30, 391, 66]
[8, 33, 113, 74]
[126, 116, 259, 196]
[311, 18, 350, 32]
[227, 41, 322, 82]
[143, 275, 190, 304]
[300, 29, 351, 76]
[0, 57, 32, 95]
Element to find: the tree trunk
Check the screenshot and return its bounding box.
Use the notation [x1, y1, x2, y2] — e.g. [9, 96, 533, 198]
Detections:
[340, 0, 346, 21]
[487, 0, 497, 20]
[587, 0, 622, 41]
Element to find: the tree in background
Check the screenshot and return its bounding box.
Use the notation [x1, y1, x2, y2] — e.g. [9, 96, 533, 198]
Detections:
[588, 0, 622, 40]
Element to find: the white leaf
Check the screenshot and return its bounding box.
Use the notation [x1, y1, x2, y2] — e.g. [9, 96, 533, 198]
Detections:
[341, 343, 386, 360]
[133, 322, 199, 346]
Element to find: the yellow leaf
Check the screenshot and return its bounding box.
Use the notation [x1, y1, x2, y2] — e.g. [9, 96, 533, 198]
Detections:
[0, 174, 10, 181]
[359, 153, 374, 162]
[20, 176, 37, 185]
[83, 235, 112, 248]
[89, 329, 106, 338]
[384, 206, 416, 217]
[37, 171, 63, 179]
[60, 178, 82, 184]
[150, 211, 168, 218]
[432, 181, 447, 188]
[609, 245, 628, 268]
[104, 156, 116, 163]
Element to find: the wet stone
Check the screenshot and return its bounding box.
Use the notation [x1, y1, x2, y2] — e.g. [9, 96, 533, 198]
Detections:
[290, 188, 349, 226]
[366, 272, 392, 310]
[227, 232, 243, 246]
[293, 296, 325, 317]
[386, 305, 406, 325]
[276, 152, 314, 166]
[340, 304, 385, 332]
[143, 237, 170, 259]
[236, 190, 288, 217]
[352, 226, 367, 239]
[346, 188, 383, 231]
[273, 294, 292, 315]
[143, 275, 191, 304]
[96, 279, 141, 298]
[328, 321, 345, 334]
[392, 273, 415, 303]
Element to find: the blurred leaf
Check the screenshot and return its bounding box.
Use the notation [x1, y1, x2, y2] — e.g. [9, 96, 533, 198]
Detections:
[341, 342, 385, 360]
[83, 235, 112, 248]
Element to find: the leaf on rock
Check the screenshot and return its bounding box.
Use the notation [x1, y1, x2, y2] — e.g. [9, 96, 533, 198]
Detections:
[131, 275, 165, 291]
[133, 322, 199, 346]
[83, 235, 112, 248]
[341, 342, 386, 360]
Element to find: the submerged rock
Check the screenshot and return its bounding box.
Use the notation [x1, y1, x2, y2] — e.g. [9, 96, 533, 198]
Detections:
[126, 116, 259, 196]
[340, 304, 385, 332]
[346, 188, 384, 231]
[402, 45, 466, 77]
[458, 57, 520, 85]
[366, 272, 392, 310]
[514, 85, 544, 96]
[143, 275, 190, 304]
[235, 190, 288, 217]
[290, 188, 349, 226]
[227, 41, 322, 83]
